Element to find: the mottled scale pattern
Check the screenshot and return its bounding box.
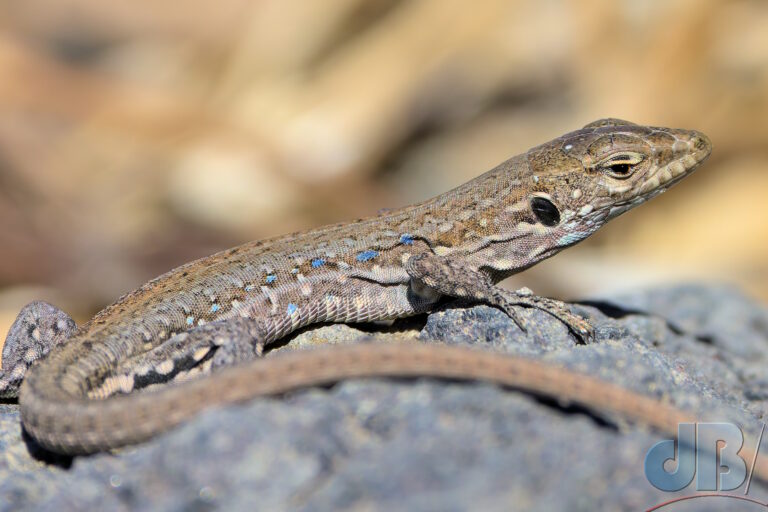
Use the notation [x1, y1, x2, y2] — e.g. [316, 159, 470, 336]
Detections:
[5, 119, 712, 453]
[28, 154, 547, 401]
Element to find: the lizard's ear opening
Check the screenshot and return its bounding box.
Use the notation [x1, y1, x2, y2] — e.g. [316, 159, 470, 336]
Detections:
[583, 118, 638, 129]
[530, 196, 561, 227]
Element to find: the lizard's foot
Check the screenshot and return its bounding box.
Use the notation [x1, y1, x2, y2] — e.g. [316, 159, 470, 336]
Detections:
[497, 290, 595, 344]
[1, 301, 77, 398]
[406, 253, 594, 344]
[97, 317, 267, 397]
[205, 317, 268, 369]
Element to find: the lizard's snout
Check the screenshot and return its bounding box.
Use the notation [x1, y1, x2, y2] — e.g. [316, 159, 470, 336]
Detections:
[661, 129, 712, 184]
[637, 129, 711, 197]
[673, 129, 712, 165]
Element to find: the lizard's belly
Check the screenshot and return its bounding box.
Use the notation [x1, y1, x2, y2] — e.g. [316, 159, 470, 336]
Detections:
[88, 277, 428, 398]
[246, 278, 430, 346]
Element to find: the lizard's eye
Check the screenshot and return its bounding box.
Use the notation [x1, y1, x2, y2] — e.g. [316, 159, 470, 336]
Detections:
[607, 163, 631, 176]
[530, 196, 560, 226]
[598, 153, 643, 179]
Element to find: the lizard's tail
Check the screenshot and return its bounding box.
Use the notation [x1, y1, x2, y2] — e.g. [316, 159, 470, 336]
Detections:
[20, 342, 756, 478]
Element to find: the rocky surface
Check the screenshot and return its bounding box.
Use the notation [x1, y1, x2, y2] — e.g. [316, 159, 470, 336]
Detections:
[2, 283, 768, 511]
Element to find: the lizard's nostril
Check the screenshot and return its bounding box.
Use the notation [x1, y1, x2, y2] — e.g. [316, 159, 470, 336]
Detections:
[670, 130, 712, 163]
[693, 132, 712, 155]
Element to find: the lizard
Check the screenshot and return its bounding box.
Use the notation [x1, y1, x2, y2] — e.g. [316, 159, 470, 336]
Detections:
[0, 118, 718, 458]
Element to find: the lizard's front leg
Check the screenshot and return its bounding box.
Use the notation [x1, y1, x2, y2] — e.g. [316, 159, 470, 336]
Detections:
[405, 253, 594, 344]
[1, 301, 77, 398]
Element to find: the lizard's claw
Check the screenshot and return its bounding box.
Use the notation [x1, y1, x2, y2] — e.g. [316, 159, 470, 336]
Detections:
[539, 306, 595, 345]
[569, 316, 596, 345]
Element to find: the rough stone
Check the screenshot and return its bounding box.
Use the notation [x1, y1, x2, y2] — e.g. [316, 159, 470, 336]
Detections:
[1, 284, 767, 511]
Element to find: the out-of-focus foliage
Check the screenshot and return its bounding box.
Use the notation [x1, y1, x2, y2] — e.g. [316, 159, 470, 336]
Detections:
[0, 0, 766, 335]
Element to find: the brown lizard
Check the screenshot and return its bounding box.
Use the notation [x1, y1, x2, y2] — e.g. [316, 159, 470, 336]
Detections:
[1, 119, 719, 459]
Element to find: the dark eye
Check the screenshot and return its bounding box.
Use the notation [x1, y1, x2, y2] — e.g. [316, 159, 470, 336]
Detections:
[530, 197, 560, 226]
[608, 163, 632, 175]
[599, 153, 643, 179]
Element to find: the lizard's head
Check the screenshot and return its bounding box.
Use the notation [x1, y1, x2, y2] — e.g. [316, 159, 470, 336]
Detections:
[524, 118, 711, 251]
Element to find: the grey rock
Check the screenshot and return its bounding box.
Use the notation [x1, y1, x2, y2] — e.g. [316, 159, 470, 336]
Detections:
[1, 284, 768, 511]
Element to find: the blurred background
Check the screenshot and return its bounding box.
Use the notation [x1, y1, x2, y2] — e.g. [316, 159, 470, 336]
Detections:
[0, 0, 766, 339]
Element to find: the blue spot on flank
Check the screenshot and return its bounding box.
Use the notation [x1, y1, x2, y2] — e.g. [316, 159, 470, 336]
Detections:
[244, 284, 255, 292]
[356, 250, 380, 262]
[286, 303, 298, 316]
[311, 258, 326, 268]
[210, 303, 220, 313]
[266, 275, 277, 284]
[186, 316, 194, 326]
[400, 234, 414, 245]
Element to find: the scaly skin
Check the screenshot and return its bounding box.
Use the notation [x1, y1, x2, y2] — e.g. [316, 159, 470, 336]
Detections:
[1, 119, 714, 455]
